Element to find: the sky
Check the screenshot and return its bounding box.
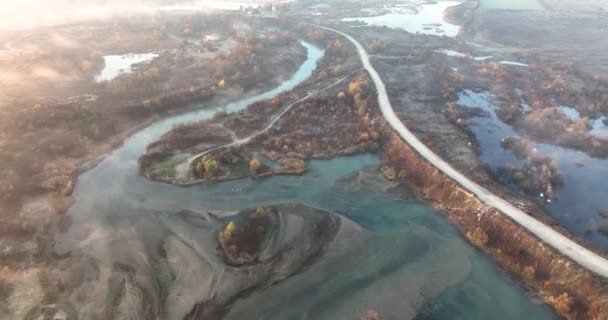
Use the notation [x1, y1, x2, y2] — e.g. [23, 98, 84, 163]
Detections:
[0, 0, 158, 31]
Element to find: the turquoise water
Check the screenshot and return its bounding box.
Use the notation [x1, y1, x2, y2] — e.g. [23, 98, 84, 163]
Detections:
[220, 157, 556, 319]
[57, 42, 556, 319]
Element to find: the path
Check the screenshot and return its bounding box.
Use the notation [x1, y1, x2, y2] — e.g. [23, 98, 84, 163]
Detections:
[187, 69, 361, 164]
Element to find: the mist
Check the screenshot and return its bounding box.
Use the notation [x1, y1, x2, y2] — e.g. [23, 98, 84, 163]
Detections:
[0, 0, 267, 31]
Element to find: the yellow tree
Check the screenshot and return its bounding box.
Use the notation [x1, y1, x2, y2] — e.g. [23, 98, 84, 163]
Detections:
[249, 159, 262, 174]
[203, 159, 219, 176]
[220, 221, 236, 243]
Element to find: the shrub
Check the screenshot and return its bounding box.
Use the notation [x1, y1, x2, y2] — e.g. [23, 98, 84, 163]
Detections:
[249, 159, 262, 174]
[203, 159, 220, 176]
[547, 292, 573, 314]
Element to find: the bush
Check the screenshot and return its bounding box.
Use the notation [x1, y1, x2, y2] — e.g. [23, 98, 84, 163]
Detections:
[249, 159, 262, 174]
[203, 159, 220, 176]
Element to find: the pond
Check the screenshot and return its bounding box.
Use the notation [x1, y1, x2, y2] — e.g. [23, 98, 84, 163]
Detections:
[458, 89, 608, 250]
[94, 52, 159, 82]
[343, 1, 461, 37]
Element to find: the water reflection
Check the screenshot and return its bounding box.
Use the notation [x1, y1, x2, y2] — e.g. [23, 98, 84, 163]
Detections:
[458, 89, 608, 249]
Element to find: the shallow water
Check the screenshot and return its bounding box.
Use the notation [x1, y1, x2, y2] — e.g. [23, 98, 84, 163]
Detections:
[343, 1, 461, 37]
[95, 52, 159, 82]
[57, 43, 556, 318]
[458, 89, 608, 250]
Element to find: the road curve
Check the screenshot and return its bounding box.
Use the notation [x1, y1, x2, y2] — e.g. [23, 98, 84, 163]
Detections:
[312, 24, 608, 278]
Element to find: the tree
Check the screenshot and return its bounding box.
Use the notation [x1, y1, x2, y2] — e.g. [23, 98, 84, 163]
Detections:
[348, 81, 362, 96]
[547, 292, 572, 314]
[203, 159, 219, 176]
[220, 221, 236, 242]
[249, 159, 262, 174]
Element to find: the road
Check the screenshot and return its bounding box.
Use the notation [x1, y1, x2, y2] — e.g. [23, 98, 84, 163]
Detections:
[312, 24, 608, 278]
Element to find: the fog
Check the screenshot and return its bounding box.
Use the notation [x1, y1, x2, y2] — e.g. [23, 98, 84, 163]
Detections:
[0, 0, 273, 31]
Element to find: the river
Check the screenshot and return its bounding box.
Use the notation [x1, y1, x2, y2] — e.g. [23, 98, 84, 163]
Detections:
[56, 42, 556, 319]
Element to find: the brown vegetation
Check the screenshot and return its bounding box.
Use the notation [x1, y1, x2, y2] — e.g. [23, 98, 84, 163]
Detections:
[500, 157, 563, 197]
[219, 207, 272, 264]
[500, 136, 563, 197]
[173, 74, 381, 183]
[501, 136, 532, 159]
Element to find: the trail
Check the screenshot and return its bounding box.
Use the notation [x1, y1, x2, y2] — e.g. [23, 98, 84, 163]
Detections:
[312, 23, 608, 278]
[187, 69, 361, 164]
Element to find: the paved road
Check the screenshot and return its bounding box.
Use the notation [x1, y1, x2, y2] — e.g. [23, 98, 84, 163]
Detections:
[313, 24, 608, 278]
